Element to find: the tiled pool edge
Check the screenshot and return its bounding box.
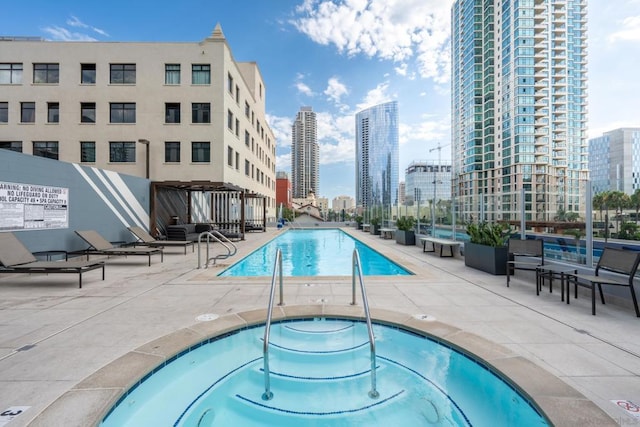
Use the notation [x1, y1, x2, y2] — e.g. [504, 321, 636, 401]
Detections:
[28, 305, 617, 427]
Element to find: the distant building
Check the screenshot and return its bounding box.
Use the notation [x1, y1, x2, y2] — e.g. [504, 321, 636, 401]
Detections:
[355, 101, 399, 213]
[589, 128, 640, 195]
[404, 161, 452, 205]
[316, 197, 329, 218]
[291, 106, 319, 199]
[332, 195, 355, 214]
[451, 0, 588, 222]
[398, 182, 406, 207]
[276, 171, 292, 208]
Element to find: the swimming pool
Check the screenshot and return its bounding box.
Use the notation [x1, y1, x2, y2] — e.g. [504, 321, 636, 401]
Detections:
[218, 229, 411, 277]
[100, 318, 549, 426]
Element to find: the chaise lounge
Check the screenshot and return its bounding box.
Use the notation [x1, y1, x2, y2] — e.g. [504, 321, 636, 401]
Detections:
[0, 232, 105, 288]
[127, 226, 195, 254]
[73, 230, 163, 266]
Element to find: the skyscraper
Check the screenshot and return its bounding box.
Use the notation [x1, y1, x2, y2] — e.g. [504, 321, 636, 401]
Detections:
[451, 0, 588, 223]
[589, 128, 640, 195]
[355, 101, 399, 214]
[291, 106, 319, 199]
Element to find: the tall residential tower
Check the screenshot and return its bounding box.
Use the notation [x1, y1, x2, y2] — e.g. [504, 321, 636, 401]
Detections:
[355, 101, 399, 214]
[291, 106, 319, 199]
[451, 0, 588, 223]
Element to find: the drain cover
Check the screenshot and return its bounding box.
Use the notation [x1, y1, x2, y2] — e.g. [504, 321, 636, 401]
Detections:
[196, 314, 219, 322]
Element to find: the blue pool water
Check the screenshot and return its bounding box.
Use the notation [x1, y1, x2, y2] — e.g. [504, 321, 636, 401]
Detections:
[218, 229, 411, 277]
[101, 319, 549, 426]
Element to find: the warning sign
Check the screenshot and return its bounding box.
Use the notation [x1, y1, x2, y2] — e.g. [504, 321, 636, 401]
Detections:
[0, 181, 69, 231]
[612, 400, 640, 420]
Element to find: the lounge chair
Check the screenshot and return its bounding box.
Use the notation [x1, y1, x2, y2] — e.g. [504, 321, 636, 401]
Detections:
[73, 230, 163, 266]
[127, 226, 195, 254]
[0, 232, 105, 288]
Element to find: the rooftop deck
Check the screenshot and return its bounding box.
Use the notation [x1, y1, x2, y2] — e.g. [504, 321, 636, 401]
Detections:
[1, 226, 638, 426]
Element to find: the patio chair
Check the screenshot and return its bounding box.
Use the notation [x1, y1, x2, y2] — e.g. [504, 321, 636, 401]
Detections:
[506, 238, 544, 287]
[73, 230, 163, 266]
[127, 226, 195, 254]
[566, 247, 640, 317]
[0, 232, 105, 288]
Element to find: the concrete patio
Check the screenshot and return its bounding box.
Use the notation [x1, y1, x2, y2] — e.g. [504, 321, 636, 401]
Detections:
[0, 227, 639, 426]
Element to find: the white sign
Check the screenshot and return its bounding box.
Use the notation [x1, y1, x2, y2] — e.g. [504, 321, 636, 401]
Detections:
[0, 407, 30, 426]
[0, 181, 69, 231]
[612, 400, 640, 420]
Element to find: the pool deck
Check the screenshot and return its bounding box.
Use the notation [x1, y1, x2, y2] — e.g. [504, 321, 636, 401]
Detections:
[0, 226, 639, 426]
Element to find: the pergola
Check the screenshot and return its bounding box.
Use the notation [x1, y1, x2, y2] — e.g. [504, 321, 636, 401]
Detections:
[150, 181, 267, 237]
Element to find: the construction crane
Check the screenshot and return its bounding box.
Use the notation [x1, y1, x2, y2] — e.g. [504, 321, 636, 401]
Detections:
[428, 143, 450, 237]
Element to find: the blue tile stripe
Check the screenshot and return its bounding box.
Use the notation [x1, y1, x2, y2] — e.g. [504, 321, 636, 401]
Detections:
[235, 389, 406, 416]
[260, 365, 380, 381]
[263, 338, 369, 354]
[283, 323, 354, 334]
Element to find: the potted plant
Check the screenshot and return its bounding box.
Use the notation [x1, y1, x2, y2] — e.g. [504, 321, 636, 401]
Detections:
[464, 222, 510, 275]
[395, 216, 416, 245]
[370, 217, 381, 235]
[354, 215, 363, 230]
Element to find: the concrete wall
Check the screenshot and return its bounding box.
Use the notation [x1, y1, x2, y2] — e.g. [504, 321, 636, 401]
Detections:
[0, 149, 149, 253]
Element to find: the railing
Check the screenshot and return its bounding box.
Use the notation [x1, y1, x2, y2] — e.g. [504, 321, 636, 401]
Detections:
[261, 248, 378, 400]
[197, 231, 237, 269]
[351, 249, 379, 399]
[262, 248, 283, 401]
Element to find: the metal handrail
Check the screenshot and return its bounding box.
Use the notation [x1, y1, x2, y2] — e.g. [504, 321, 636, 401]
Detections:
[351, 249, 379, 399]
[262, 248, 283, 400]
[197, 231, 237, 269]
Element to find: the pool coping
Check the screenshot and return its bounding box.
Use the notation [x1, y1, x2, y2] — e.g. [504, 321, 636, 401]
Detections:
[28, 304, 617, 427]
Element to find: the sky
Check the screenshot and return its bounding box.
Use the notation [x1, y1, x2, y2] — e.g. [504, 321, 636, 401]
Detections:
[3, 0, 640, 201]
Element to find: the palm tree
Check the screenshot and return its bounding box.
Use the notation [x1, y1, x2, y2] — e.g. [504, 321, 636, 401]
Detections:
[607, 191, 631, 235]
[592, 192, 606, 226]
[630, 189, 640, 225]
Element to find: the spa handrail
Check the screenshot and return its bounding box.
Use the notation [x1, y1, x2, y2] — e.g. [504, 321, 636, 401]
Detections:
[197, 230, 237, 269]
[352, 249, 379, 399]
[262, 248, 283, 401]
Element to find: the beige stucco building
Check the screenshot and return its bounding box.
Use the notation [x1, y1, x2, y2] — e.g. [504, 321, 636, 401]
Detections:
[0, 24, 276, 219]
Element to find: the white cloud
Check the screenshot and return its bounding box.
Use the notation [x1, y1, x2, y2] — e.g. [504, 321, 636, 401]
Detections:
[67, 15, 110, 37]
[41, 26, 97, 41]
[355, 82, 393, 112]
[291, 0, 454, 82]
[324, 77, 349, 105]
[294, 73, 315, 96]
[609, 15, 640, 42]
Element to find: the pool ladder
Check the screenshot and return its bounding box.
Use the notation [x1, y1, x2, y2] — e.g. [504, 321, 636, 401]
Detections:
[261, 248, 379, 401]
[196, 230, 237, 268]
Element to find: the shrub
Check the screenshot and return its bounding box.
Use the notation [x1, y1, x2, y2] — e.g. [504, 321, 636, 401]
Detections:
[465, 222, 510, 247]
[396, 216, 415, 231]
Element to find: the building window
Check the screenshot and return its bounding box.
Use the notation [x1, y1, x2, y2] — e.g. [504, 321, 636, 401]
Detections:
[80, 141, 95, 162]
[0, 102, 7, 123]
[244, 131, 250, 146]
[227, 73, 234, 93]
[235, 152, 240, 170]
[235, 85, 240, 103]
[33, 141, 58, 159]
[109, 141, 136, 162]
[245, 160, 250, 176]
[244, 102, 250, 118]
[192, 142, 210, 163]
[0, 63, 22, 84]
[81, 102, 96, 123]
[110, 103, 136, 123]
[191, 103, 210, 123]
[34, 63, 59, 84]
[47, 102, 59, 123]
[0, 141, 22, 152]
[227, 110, 233, 130]
[235, 118, 240, 137]
[21, 102, 35, 123]
[165, 103, 181, 123]
[110, 64, 136, 84]
[165, 142, 180, 162]
[192, 64, 210, 85]
[227, 146, 233, 166]
[81, 63, 96, 84]
[165, 64, 180, 85]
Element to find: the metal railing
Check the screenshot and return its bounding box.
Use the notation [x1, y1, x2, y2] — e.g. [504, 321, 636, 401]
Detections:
[197, 231, 237, 269]
[261, 248, 378, 401]
[351, 249, 379, 399]
[262, 248, 283, 400]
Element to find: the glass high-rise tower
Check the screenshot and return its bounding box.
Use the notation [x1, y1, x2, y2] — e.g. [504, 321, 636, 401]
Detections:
[451, 0, 588, 223]
[291, 106, 319, 199]
[355, 101, 399, 214]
